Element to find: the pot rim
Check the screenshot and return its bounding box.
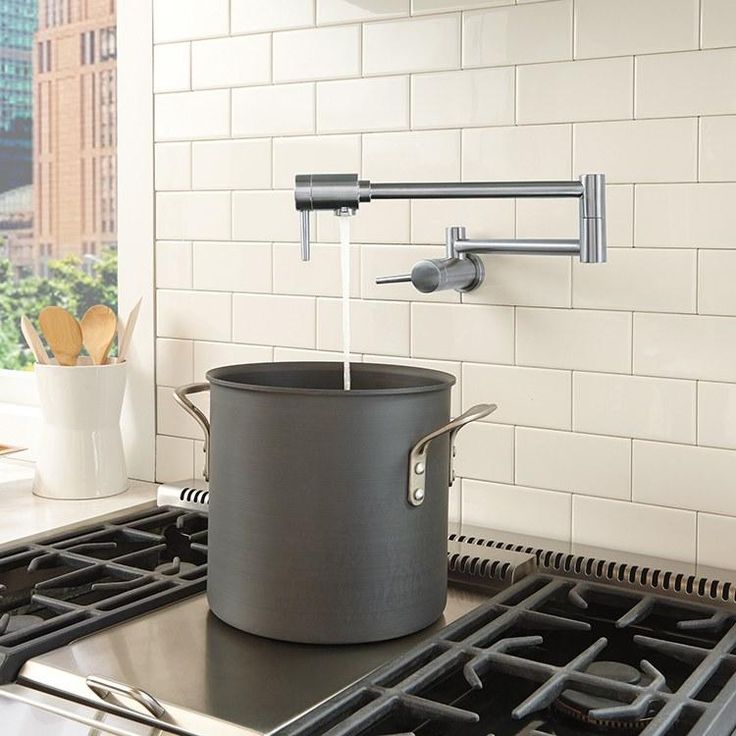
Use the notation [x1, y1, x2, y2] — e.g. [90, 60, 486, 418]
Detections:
[206, 361, 455, 396]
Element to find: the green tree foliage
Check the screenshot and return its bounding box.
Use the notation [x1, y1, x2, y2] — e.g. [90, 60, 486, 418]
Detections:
[0, 249, 117, 370]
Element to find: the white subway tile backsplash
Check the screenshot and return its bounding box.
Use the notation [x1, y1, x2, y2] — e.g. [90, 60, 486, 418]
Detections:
[192, 35, 270, 90]
[636, 49, 736, 118]
[698, 382, 736, 450]
[634, 313, 736, 382]
[317, 0, 408, 24]
[412, 0, 509, 12]
[698, 513, 736, 570]
[232, 190, 299, 242]
[193, 341, 272, 381]
[454, 423, 514, 484]
[572, 495, 697, 563]
[699, 116, 736, 182]
[157, 386, 208, 440]
[317, 200, 411, 244]
[573, 248, 696, 313]
[233, 294, 316, 348]
[153, 43, 190, 93]
[192, 139, 271, 191]
[156, 435, 194, 482]
[274, 348, 362, 363]
[153, 0, 229, 43]
[363, 14, 460, 76]
[462, 363, 572, 430]
[412, 67, 514, 129]
[699, 251, 736, 316]
[156, 241, 192, 289]
[193, 242, 272, 293]
[155, 143, 191, 191]
[364, 130, 461, 182]
[411, 199, 515, 244]
[156, 338, 193, 387]
[155, 90, 230, 141]
[156, 192, 231, 240]
[574, 119, 698, 184]
[574, 372, 696, 444]
[516, 428, 630, 500]
[273, 25, 361, 83]
[701, 0, 736, 49]
[316, 77, 409, 134]
[273, 135, 361, 190]
[412, 303, 514, 363]
[273, 243, 360, 297]
[633, 440, 736, 516]
[231, 83, 315, 138]
[517, 58, 632, 125]
[516, 308, 632, 373]
[463, 479, 572, 541]
[157, 290, 232, 341]
[574, 0, 698, 58]
[231, 0, 314, 34]
[463, 1, 572, 68]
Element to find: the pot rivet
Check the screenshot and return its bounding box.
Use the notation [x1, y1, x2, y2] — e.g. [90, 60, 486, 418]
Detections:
[414, 462, 425, 475]
[413, 487, 425, 503]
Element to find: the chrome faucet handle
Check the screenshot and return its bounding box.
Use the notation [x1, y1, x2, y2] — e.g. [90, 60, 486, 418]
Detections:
[298, 210, 310, 261]
[376, 256, 484, 294]
[376, 273, 412, 285]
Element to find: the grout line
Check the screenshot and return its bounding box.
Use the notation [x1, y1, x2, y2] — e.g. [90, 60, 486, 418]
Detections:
[629, 439, 633, 501]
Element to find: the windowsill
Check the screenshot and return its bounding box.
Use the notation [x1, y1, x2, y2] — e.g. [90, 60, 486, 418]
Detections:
[0, 402, 39, 456]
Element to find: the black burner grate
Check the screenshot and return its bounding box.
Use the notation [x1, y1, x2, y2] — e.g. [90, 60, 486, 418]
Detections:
[0, 507, 207, 684]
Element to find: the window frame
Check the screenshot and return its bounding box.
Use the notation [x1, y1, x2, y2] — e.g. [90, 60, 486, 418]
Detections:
[0, 0, 155, 482]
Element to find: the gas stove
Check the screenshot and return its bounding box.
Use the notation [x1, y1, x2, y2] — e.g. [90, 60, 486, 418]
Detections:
[3, 506, 736, 736]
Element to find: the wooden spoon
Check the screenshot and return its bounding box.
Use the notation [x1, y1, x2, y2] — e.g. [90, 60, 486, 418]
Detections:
[80, 305, 118, 365]
[20, 315, 50, 364]
[38, 306, 83, 366]
[117, 297, 142, 363]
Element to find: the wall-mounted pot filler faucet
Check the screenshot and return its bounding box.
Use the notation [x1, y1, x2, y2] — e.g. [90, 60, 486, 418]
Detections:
[294, 174, 607, 293]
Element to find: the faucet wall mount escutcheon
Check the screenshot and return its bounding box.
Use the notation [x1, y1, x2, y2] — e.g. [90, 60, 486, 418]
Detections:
[294, 173, 607, 293]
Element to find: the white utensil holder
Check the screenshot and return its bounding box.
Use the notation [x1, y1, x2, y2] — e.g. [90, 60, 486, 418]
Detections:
[33, 359, 129, 499]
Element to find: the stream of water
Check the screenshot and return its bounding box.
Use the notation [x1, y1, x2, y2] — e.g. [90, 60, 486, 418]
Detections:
[338, 213, 351, 390]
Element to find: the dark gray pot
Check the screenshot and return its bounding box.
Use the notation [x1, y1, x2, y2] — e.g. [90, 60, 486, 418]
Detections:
[174, 362, 493, 644]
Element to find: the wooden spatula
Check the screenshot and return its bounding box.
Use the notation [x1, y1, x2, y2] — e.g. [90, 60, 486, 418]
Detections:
[80, 305, 117, 365]
[20, 315, 50, 364]
[39, 306, 83, 366]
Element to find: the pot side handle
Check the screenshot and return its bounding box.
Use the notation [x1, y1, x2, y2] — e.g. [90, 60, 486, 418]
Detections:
[407, 403, 496, 507]
[173, 383, 211, 482]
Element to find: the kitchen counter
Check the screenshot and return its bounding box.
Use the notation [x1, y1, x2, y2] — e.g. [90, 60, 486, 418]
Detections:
[0, 458, 157, 548]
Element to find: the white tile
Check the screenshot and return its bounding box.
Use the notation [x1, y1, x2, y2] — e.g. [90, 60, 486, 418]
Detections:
[156, 192, 231, 240]
[155, 90, 230, 141]
[317, 200, 411, 244]
[463, 479, 571, 541]
[412, 67, 514, 129]
[193, 242, 272, 293]
[412, 303, 514, 363]
[411, 199, 514, 244]
[635, 184, 736, 248]
[364, 14, 460, 75]
[572, 495, 696, 563]
[573, 248, 696, 313]
[272, 135, 361, 189]
[231, 0, 313, 33]
[157, 385, 209, 440]
[193, 341, 272, 381]
[233, 294, 316, 348]
[517, 428, 631, 500]
[273, 25, 360, 83]
[317, 76, 409, 134]
[153, 0, 229, 42]
[412, 0, 509, 12]
[317, 0, 408, 24]
[191, 139, 271, 190]
[574, 372, 696, 444]
[702, 0, 736, 49]
[699, 251, 736, 316]
[698, 513, 736, 570]
[153, 43, 190, 93]
[273, 242, 360, 297]
[317, 299, 410, 355]
[155, 143, 191, 191]
[699, 116, 736, 182]
[364, 130, 461, 182]
[156, 241, 192, 289]
[464, 255, 571, 308]
[232, 190, 299, 242]
[633, 440, 736, 516]
[156, 435, 194, 482]
[454, 423, 514, 484]
[517, 58, 632, 124]
[156, 338, 193, 387]
[463, 125, 571, 181]
[574, 0, 698, 58]
[574, 119, 697, 184]
[231, 83, 315, 138]
[516, 308, 631, 374]
[698, 382, 736, 450]
[274, 347, 361, 363]
[157, 290, 231, 341]
[636, 49, 736, 118]
[191, 34, 270, 90]
[463, 1, 572, 68]
[634, 313, 736, 382]
[361, 245, 460, 303]
[463, 363, 572, 430]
